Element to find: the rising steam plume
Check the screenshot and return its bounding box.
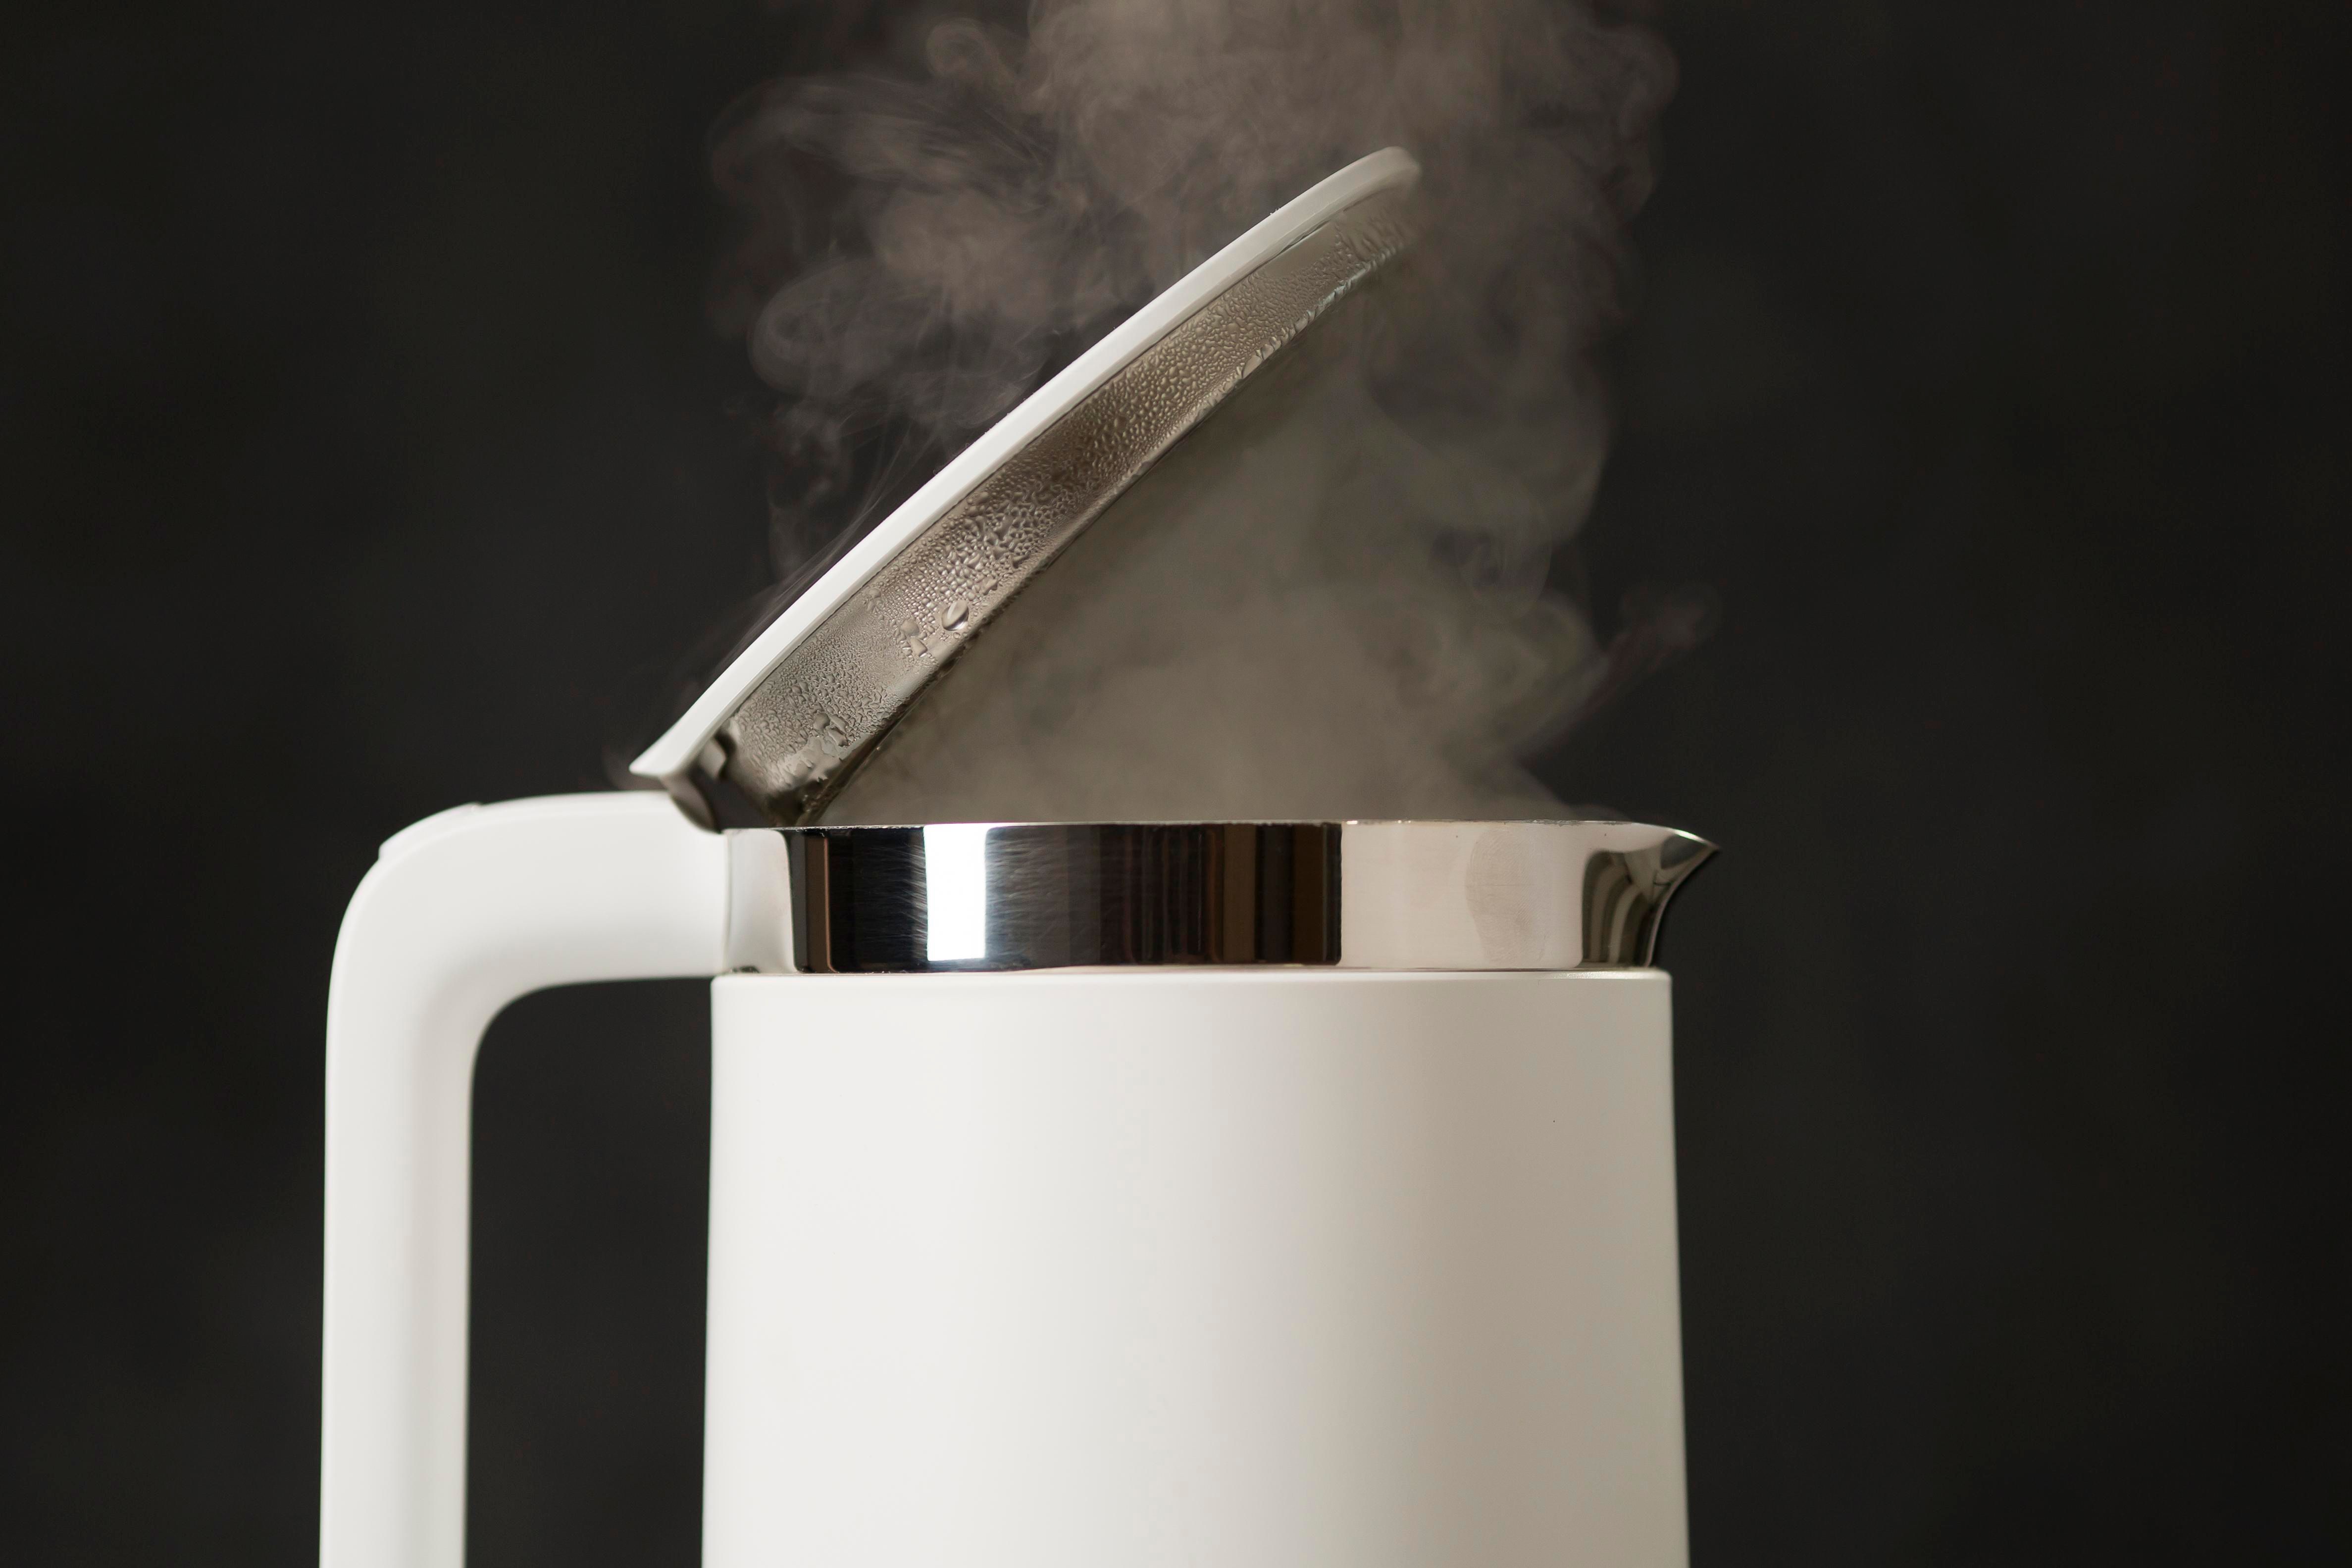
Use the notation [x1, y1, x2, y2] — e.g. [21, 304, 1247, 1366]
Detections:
[707, 0, 1685, 822]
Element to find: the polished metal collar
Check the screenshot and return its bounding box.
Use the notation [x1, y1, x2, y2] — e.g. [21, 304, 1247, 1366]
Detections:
[723, 820, 1712, 975]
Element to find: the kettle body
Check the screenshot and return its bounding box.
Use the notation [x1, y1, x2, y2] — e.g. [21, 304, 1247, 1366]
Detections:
[705, 969, 1685, 1567]
[321, 794, 1704, 1568]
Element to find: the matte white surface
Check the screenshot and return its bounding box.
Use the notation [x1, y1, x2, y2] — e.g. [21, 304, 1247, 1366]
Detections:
[320, 794, 728, 1568]
[703, 970, 1688, 1568]
[626, 147, 1420, 785]
[322, 798, 1692, 1568]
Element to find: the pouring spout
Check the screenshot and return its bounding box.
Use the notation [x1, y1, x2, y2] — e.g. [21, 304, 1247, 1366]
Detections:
[1582, 827, 1715, 967]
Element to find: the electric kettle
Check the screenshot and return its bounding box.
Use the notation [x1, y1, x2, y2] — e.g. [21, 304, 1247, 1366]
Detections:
[322, 151, 1714, 1568]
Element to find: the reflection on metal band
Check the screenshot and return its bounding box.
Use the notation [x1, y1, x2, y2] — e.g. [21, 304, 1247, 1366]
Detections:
[723, 820, 1712, 975]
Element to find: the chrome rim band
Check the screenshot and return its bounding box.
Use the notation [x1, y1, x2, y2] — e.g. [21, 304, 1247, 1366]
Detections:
[722, 820, 1712, 975]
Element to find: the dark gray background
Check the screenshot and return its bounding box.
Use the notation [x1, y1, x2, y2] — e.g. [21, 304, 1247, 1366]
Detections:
[5, 1, 2345, 1563]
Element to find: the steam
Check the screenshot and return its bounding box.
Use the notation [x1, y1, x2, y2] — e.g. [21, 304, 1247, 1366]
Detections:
[710, 0, 1683, 821]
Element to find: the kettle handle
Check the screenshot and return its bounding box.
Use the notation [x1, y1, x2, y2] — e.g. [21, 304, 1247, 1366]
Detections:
[320, 793, 729, 1568]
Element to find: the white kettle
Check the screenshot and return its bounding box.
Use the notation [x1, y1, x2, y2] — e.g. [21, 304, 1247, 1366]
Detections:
[321, 151, 1715, 1568]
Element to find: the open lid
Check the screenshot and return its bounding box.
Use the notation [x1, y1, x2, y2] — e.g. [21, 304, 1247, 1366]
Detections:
[631, 148, 1421, 826]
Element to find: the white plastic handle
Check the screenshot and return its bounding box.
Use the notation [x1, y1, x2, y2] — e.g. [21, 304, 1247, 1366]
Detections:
[320, 793, 729, 1568]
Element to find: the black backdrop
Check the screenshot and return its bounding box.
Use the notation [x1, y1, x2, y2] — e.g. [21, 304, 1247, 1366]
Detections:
[5, 2, 2346, 1563]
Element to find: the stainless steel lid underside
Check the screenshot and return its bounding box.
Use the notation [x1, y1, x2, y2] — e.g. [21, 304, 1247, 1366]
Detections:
[688, 164, 1418, 827]
[722, 819, 1713, 975]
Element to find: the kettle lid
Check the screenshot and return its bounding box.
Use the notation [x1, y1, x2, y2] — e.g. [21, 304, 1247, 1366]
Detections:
[629, 149, 1421, 827]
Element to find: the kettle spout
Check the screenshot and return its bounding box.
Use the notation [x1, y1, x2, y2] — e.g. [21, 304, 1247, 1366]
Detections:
[1583, 828, 1715, 967]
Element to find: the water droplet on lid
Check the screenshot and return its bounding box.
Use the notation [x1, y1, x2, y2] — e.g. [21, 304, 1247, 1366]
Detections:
[898, 618, 919, 636]
[943, 599, 969, 630]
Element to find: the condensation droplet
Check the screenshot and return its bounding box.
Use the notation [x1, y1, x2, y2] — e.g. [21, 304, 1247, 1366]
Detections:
[942, 599, 969, 631]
